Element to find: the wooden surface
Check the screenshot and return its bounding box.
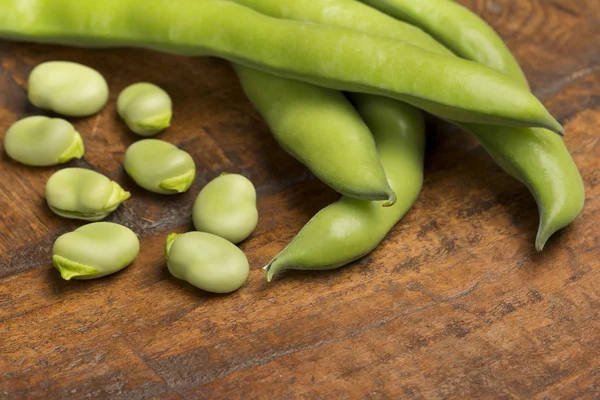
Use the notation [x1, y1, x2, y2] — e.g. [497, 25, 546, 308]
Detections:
[1, 1, 599, 399]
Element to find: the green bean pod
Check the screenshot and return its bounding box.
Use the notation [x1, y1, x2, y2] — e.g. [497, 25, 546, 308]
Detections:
[0, 0, 561, 132]
[266, 96, 425, 281]
[235, 0, 584, 249]
[233, 65, 395, 204]
[352, 0, 585, 250]
[359, 0, 529, 88]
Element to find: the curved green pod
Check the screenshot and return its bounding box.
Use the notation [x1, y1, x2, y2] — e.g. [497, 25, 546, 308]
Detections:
[233, 65, 396, 204]
[266, 96, 425, 281]
[459, 124, 585, 250]
[0, 0, 561, 132]
[353, 0, 584, 250]
[234, 0, 584, 249]
[359, 0, 529, 88]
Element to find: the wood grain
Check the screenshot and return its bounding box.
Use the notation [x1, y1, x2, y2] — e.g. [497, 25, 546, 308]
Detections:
[0, 0, 598, 398]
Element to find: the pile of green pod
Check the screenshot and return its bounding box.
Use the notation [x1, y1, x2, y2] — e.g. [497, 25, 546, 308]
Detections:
[0, 0, 584, 288]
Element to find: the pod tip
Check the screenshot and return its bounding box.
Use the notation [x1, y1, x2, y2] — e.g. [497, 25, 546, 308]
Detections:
[382, 191, 397, 208]
[265, 258, 278, 282]
[535, 223, 554, 252]
[545, 116, 564, 136]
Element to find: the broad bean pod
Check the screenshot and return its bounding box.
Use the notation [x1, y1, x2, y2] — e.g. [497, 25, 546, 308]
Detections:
[359, 0, 529, 88]
[236, 0, 584, 250]
[354, 0, 585, 250]
[0, 0, 561, 133]
[266, 96, 425, 280]
[233, 65, 395, 204]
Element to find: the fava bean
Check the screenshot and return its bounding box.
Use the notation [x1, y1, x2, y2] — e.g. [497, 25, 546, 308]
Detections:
[45, 168, 130, 221]
[193, 173, 258, 244]
[52, 222, 139, 280]
[28, 61, 109, 117]
[117, 83, 172, 136]
[124, 139, 196, 194]
[165, 232, 249, 293]
[4, 116, 84, 166]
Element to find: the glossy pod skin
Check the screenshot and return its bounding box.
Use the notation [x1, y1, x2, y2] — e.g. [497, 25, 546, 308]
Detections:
[45, 168, 130, 221]
[230, 0, 454, 57]
[359, 0, 529, 88]
[233, 65, 395, 204]
[28, 61, 109, 117]
[238, 0, 584, 250]
[53, 222, 140, 280]
[4, 116, 84, 166]
[350, 0, 584, 250]
[266, 96, 425, 281]
[124, 139, 196, 194]
[0, 0, 562, 133]
[193, 173, 258, 244]
[117, 82, 172, 136]
[459, 124, 585, 250]
[165, 232, 250, 294]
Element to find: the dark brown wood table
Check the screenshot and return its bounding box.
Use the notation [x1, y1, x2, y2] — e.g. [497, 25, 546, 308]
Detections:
[1, 1, 599, 399]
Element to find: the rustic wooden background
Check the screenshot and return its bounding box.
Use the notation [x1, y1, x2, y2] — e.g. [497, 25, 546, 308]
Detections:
[1, 0, 599, 398]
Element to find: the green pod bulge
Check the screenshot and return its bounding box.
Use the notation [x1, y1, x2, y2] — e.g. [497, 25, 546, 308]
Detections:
[230, 0, 454, 57]
[266, 96, 425, 281]
[28, 61, 109, 117]
[4, 116, 84, 166]
[351, 0, 585, 249]
[236, 0, 583, 249]
[193, 173, 258, 244]
[165, 232, 250, 294]
[0, 0, 561, 133]
[117, 82, 173, 136]
[359, 0, 529, 88]
[52, 222, 140, 280]
[234, 66, 396, 204]
[124, 139, 196, 194]
[45, 168, 130, 221]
